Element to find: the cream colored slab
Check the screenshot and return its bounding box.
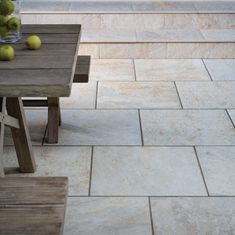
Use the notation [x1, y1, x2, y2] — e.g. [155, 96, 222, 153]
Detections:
[201, 29, 235, 41]
[61, 82, 97, 109]
[176, 81, 235, 108]
[196, 146, 235, 196]
[90, 59, 135, 81]
[204, 59, 235, 80]
[3, 146, 91, 196]
[65, 197, 152, 235]
[151, 197, 235, 235]
[91, 146, 207, 196]
[97, 81, 181, 109]
[135, 59, 210, 81]
[79, 44, 100, 59]
[141, 110, 235, 145]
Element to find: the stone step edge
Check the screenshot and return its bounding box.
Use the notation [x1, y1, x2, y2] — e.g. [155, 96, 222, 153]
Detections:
[81, 40, 235, 43]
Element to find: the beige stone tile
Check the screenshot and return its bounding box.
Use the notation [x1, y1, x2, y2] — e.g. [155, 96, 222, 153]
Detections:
[90, 59, 135, 81]
[21, 14, 37, 24]
[4, 109, 47, 146]
[167, 42, 235, 59]
[196, 146, 235, 196]
[91, 146, 207, 196]
[61, 82, 97, 109]
[3, 146, 91, 196]
[100, 43, 167, 59]
[204, 59, 235, 80]
[176, 81, 235, 108]
[201, 29, 235, 41]
[65, 197, 152, 235]
[141, 110, 235, 145]
[164, 14, 195, 29]
[136, 29, 204, 42]
[51, 110, 141, 145]
[194, 2, 235, 12]
[151, 197, 235, 235]
[97, 81, 181, 109]
[79, 44, 100, 59]
[135, 14, 165, 30]
[135, 59, 210, 81]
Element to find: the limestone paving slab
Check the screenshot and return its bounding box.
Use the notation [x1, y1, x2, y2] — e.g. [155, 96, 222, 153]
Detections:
[228, 110, 235, 126]
[90, 59, 135, 81]
[48, 109, 141, 145]
[141, 110, 235, 145]
[97, 81, 181, 109]
[150, 197, 235, 235]
[204, 59, 235, 80]
[4, 109, 47, 146]
[3, 146, 91, 196]
[196, 146, 235, 196]
[135, 59, 210, 81]
[176, 81, 235, 108]
[60, 82, 97, 109]
[91, 147, 207, 196]
[65, 197, 152, 235]
[201, 29, 235, 41]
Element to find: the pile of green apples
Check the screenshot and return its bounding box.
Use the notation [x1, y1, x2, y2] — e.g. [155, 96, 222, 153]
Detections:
[0, 0, 20, 38]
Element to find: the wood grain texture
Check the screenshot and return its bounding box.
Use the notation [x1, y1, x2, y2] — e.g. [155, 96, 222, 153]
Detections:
[0, 177, 68, 235]
[0, 98, 6, 177]
[0, 24, 81, 97]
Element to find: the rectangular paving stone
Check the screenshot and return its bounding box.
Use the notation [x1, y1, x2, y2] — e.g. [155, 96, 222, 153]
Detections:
[3, 146, 91, 196]
[141, 110, 235, 145]
[135, 59, 210, 81]
[201, 29, 235, 41]
[4, 109, 47, 146]
[151, 197, 235, 235]
[61, 82, 97, 109]
[97, 81, 181, 109]
[91, 147, 207, 196]
[204, 59, 235, 80]
[50, 110, 141, 145]
[90, 59, 135, 81]
[65, 197, 152, 235]
[176, 81, 235, 108]
[196, 146, 235, 196]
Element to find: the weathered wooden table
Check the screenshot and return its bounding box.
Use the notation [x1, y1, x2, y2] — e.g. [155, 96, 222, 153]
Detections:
[0, 24, 81, 176]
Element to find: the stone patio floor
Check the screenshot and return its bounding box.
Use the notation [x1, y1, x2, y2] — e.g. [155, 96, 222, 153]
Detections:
[3, 58, 235, 234]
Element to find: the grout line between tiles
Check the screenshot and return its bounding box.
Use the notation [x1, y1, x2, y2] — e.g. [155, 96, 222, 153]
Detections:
[202, 59, 213, 81]
[138, 109, 144, 146]
[133, 59, 137, 81]
[174, 82, 183, 109]
[193, 146, 210, 196]
[225, 109, 235, 129]
[88, 146, 94, 196]
[148, 197, 155, 235]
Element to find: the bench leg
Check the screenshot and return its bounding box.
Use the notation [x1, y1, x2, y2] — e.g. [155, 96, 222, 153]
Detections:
[0, 98, 6, 177]
[46, 97, 60, 144]
[6, 97, 36, 173]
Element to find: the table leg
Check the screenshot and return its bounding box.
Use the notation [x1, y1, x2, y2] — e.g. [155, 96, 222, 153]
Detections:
[0, 98, 6, 177]
[6, 97, 36, 173]
[47, 97, 60, 144]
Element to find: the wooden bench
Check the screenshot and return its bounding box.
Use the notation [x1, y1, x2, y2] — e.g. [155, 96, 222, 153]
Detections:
[0, 177, 68, 235]
[22, 55, 91, 144]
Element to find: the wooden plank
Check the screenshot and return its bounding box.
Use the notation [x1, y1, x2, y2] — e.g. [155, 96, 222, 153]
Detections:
[22, 24, 81, 34]
[23, 99, 48, 107]
[0, 113, 19, 129]
[0, 98, 6, 177]
[0, 177, 68, 205]
[6, 98, 36, 173]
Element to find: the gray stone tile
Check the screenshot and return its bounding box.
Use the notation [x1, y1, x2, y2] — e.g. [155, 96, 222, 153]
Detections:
[141, 110, 235, 145]
[204, 59, 235, 81]
[176, 81, 235, 109]
[151, 197, 235, 235]
[4, 109, 47, 146]
[201, 29, 235, 41]
[194, 1, 235, 12]
[135, 59, 210, 81]
[97, 81, 181, 109]
[53, 110, 141, 145]
[91, 147, 207, 196]
[136, 29, 204, 42]
[60, 82, 97, 109]
[90, 59, 135, 81]
[3, 146, 91, 196]
[65, 197, 152, 235]
[196, 146, 235, 196]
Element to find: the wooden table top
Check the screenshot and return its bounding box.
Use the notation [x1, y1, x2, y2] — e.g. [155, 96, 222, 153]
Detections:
[0, 24, 81, 97]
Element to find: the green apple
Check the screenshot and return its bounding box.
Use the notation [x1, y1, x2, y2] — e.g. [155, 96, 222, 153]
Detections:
[0, 25, 9, 37]
[7, 17, 20, 31]
[0, 45, 15, 61]
[0, 0, 15, 16]
[26, 35, 41, 50]
[0, 15, 8, 26]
